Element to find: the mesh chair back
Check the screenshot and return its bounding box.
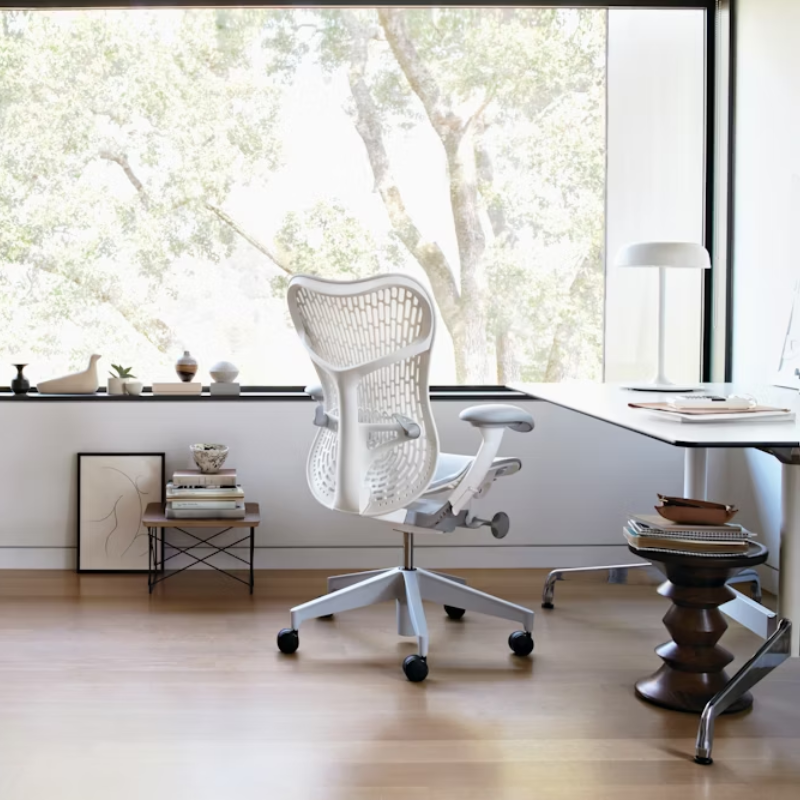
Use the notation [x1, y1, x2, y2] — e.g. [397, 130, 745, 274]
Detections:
[287, 274, 439, 516]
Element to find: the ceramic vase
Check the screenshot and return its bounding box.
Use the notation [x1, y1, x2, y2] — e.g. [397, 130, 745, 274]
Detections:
[210, 360, 239, 384]
[108, 377, 125, 395]
[176, 351, 198, 383]
[11, 364, 29, 395]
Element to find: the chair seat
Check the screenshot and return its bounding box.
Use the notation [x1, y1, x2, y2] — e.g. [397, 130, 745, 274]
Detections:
[424, 453, 522, 494]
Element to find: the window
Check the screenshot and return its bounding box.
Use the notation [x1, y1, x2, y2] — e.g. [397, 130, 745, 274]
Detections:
[0, 4, 710, 388]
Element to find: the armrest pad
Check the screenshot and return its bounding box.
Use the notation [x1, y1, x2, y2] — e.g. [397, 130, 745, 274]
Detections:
[459, 403, 534, 433]
[305, 384, 324, 402]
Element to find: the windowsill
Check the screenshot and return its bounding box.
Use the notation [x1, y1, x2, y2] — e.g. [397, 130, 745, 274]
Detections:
[0, 387, 530, 402]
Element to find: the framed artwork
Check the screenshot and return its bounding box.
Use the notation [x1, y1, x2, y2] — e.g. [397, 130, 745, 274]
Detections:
[776, 279, 800, 388]
[775, 175, 800, 389]
[77, 452, 165, 573]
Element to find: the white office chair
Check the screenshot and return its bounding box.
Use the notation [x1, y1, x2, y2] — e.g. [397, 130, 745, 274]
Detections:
[276, 273, 536, 681]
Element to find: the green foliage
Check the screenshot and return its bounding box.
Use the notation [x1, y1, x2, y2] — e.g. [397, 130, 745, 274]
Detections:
[1, 7, 607, 384]
[109, 364, 135, 379]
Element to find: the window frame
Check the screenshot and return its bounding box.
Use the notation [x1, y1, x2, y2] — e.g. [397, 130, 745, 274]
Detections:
[0, 0, 723, 395]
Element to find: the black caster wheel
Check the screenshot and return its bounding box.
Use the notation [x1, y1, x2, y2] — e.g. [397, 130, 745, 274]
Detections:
[277, 628, 299, 654]
[542, 601, 554, 610]
[508, 630, 534, 657]
[402, 654, 429, 682]
[444, 605, 465, 620]
[695, 757, 713, 766]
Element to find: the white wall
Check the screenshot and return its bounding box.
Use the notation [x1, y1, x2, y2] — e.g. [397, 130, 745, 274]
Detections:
[721, 0, 800, 590]
[605, 9, 705, 384]
[0, 399, 684, 569]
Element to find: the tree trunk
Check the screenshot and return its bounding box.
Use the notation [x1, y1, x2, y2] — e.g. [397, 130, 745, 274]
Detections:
[543, 257, 595, 382]
[443, 130, 489, 383]
[451, 310, 492, 384]
[496, 328, 520, 385]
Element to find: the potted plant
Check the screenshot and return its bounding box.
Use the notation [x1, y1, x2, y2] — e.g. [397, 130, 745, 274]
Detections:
[108, 364, 135, 396]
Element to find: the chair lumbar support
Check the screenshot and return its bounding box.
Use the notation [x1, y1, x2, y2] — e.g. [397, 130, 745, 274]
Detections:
[281, 273, 537, 680]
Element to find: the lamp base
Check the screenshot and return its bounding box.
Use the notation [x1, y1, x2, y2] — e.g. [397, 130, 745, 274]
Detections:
[623, 382, 699, 392]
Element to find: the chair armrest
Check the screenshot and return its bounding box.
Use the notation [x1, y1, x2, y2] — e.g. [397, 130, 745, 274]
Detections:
[459, 404, 534, 433]
[305, 384, 324, 402]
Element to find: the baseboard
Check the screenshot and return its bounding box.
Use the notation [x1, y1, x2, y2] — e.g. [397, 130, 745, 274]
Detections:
[0, 548, 76, 569]
[0, 544, 643, 571]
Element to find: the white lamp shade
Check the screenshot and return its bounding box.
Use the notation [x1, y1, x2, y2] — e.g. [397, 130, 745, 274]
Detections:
[614, 242, 711, 269]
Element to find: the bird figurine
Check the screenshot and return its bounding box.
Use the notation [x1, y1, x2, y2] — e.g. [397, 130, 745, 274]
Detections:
[37, 354, 102, 394]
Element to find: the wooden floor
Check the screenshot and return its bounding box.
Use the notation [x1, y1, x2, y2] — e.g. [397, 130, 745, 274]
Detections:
[0, 569, 798, 800]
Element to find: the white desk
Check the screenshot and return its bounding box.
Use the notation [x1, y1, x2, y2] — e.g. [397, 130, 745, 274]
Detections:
[510, 381, 796, 764]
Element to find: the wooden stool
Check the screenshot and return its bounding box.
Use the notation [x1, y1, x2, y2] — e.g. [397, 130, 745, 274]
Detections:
[630, 542, 769, 713]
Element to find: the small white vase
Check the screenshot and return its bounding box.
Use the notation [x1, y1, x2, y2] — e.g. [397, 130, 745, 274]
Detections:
[124, 380, 143, 396]
[108, 377, 125, 395]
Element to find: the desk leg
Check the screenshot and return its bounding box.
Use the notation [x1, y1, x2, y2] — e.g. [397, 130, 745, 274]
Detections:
[684, 448, 708, 500]
[780, 463, 800, 657]
[250, 526, 255, 594]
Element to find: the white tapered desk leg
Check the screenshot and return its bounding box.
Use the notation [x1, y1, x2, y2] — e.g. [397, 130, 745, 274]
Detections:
[684, 448, 708, 500]
[781, 463, 800, 657]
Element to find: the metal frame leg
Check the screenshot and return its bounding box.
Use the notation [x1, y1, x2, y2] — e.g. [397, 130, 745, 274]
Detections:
[429, 570, 467, 585]
[726, 568, 762, 603]
[249, 526, 255, 594]
[695, 618, 792, 765]
[541, 563, 652, 609]
[327, 568, 393, 593]
[148, 526, 155, 594]
[401, 570, 429, 657]
[417, 569, 534, 632]
[291, 568, 402, 629]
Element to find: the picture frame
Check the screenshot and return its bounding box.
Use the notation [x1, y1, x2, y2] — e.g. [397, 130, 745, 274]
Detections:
[77, 452, 165, 573]
[775, 279, 800, 389]
[775, 175, 800, 389]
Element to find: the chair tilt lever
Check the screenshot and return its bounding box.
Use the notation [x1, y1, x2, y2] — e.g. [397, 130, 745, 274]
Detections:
[466, 512, 510, 539]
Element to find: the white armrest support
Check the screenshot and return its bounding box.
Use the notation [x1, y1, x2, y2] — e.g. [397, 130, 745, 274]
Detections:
[448, 405, 534, 514]
[448, 427, 506, 514]
[459, 404, 534, 433]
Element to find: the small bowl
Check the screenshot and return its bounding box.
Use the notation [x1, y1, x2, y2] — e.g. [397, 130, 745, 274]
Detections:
[655, 504, 738, 525]
[190, 443, 229, 474]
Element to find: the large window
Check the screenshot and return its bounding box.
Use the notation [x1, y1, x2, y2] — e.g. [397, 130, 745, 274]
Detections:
[0, 4, 709, 388]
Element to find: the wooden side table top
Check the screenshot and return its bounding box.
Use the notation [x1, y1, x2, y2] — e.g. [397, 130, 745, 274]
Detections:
[628, 541, 768, 569]
[143, 502, 261, 527]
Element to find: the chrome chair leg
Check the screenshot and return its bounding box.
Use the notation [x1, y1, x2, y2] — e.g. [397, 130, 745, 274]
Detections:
[541, 563, 652, 609]
[726, 568, 762, 603]
[695, 618, 792, 765]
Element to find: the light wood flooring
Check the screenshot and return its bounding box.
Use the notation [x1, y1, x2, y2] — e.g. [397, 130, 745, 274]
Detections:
[0, 568, 798, 800]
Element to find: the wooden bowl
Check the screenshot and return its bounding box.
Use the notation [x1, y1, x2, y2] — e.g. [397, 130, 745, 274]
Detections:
[655, 504, 738, 525]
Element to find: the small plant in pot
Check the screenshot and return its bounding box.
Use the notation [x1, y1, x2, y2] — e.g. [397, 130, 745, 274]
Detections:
[108, 364, 135, 396]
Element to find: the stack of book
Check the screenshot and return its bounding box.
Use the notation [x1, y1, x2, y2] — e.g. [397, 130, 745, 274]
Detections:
[166, 468, 246, 519]
[624, 514, 756, 557]
[153, 382, 202, 396]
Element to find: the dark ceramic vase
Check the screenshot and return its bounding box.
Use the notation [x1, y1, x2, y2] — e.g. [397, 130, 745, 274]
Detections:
[175, 350, 198, 383]
[11, 363, 29, 395]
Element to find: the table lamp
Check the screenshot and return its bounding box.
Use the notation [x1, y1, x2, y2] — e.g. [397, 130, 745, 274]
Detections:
[615, 241, 711, 391]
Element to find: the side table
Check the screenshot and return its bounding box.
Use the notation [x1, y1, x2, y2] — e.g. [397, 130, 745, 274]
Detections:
[143, 502, 261, 594]
[631, 542, 769, 714]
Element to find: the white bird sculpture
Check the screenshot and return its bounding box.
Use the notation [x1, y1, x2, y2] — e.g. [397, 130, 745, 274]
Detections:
[37, 354, 102, 394]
